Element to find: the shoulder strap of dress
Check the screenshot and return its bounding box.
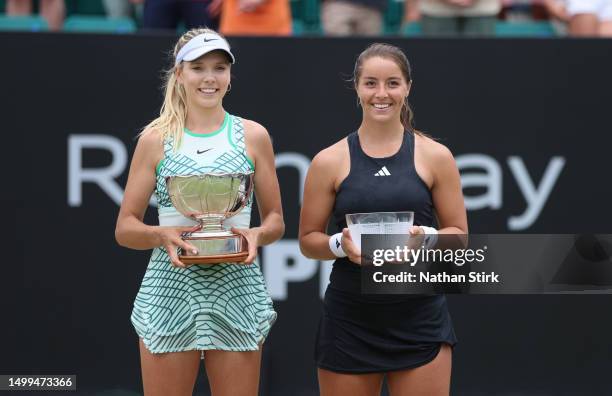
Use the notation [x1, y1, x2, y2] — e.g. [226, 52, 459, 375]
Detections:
[403, 129, 415, 161]
[163, 134, 174, 157]
[228, 115, 247, 152]
[347, 131, 359, 157]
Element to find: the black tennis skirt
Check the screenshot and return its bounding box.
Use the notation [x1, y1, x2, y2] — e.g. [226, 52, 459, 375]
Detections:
[315, 287, 457, 374]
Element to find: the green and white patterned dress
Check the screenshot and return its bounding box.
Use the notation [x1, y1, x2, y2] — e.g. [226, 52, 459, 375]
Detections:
[131, 112, 277, 354]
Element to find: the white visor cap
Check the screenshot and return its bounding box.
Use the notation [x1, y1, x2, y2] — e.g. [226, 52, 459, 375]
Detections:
[175, 32, 235, 66]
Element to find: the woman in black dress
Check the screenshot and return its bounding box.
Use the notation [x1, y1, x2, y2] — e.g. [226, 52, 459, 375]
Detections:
[298, 43, 467, 395]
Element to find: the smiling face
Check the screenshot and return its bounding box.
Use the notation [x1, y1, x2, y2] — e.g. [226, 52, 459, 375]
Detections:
[355, 56, 411, 124]
[176, 50, 231, 110]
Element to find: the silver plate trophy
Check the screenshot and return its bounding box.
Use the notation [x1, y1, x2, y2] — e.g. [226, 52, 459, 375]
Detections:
[166, 172, 254, 265]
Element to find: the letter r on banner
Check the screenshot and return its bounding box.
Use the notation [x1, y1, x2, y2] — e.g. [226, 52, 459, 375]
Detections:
[68, 134, 127, 207]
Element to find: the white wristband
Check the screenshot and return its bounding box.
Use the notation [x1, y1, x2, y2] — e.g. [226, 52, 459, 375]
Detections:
[420, 226, 438, 249]
[329, 232, 347, 258]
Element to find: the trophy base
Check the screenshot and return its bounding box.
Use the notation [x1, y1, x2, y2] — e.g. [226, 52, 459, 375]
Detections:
[179, 234, 249, 265]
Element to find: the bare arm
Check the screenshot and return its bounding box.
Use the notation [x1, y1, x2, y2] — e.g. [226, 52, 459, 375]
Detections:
[236, 120, 285, 263]
[430, 144, 468, 236]
[414, 139, 469, 250]
[298, 149, 338, 260]
[298, 142, 361, 263]
[115, 130, 198, 267]
[408, 137, 467, 248]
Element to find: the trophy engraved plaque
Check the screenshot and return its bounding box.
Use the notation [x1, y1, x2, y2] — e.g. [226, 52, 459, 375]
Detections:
[166, 172, 254, 264]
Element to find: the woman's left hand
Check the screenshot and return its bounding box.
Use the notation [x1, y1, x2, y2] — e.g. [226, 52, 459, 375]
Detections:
[231, 227, 261, 265]
[408, 225, 425, 249]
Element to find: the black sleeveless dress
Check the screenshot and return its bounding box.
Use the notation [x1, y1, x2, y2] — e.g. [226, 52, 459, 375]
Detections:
[315, 131, 457, 373]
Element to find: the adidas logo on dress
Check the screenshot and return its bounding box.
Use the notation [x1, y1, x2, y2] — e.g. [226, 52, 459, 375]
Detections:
[374, 166, 391, 176]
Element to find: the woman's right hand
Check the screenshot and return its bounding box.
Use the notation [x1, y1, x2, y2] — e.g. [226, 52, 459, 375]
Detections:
[155, 225, 200, 268]
[341, 228, 362, 265]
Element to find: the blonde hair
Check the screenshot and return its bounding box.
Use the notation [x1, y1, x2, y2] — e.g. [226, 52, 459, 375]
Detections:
[140, 27, 229, 149]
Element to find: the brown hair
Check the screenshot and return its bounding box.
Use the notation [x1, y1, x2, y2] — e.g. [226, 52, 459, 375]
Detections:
[353, 43, 420, 134]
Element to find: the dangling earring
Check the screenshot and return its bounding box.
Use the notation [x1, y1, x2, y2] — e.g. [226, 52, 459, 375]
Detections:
[226, 83, 232, 94]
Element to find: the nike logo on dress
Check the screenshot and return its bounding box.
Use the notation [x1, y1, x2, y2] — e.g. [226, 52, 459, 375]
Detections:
[197, 148, 212, 154]
[374, 166, 391, 176]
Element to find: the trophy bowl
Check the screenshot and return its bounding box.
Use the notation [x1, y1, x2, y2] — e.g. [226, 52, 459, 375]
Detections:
[166, 172, 254, 264]
[346, 211, 414, 250]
